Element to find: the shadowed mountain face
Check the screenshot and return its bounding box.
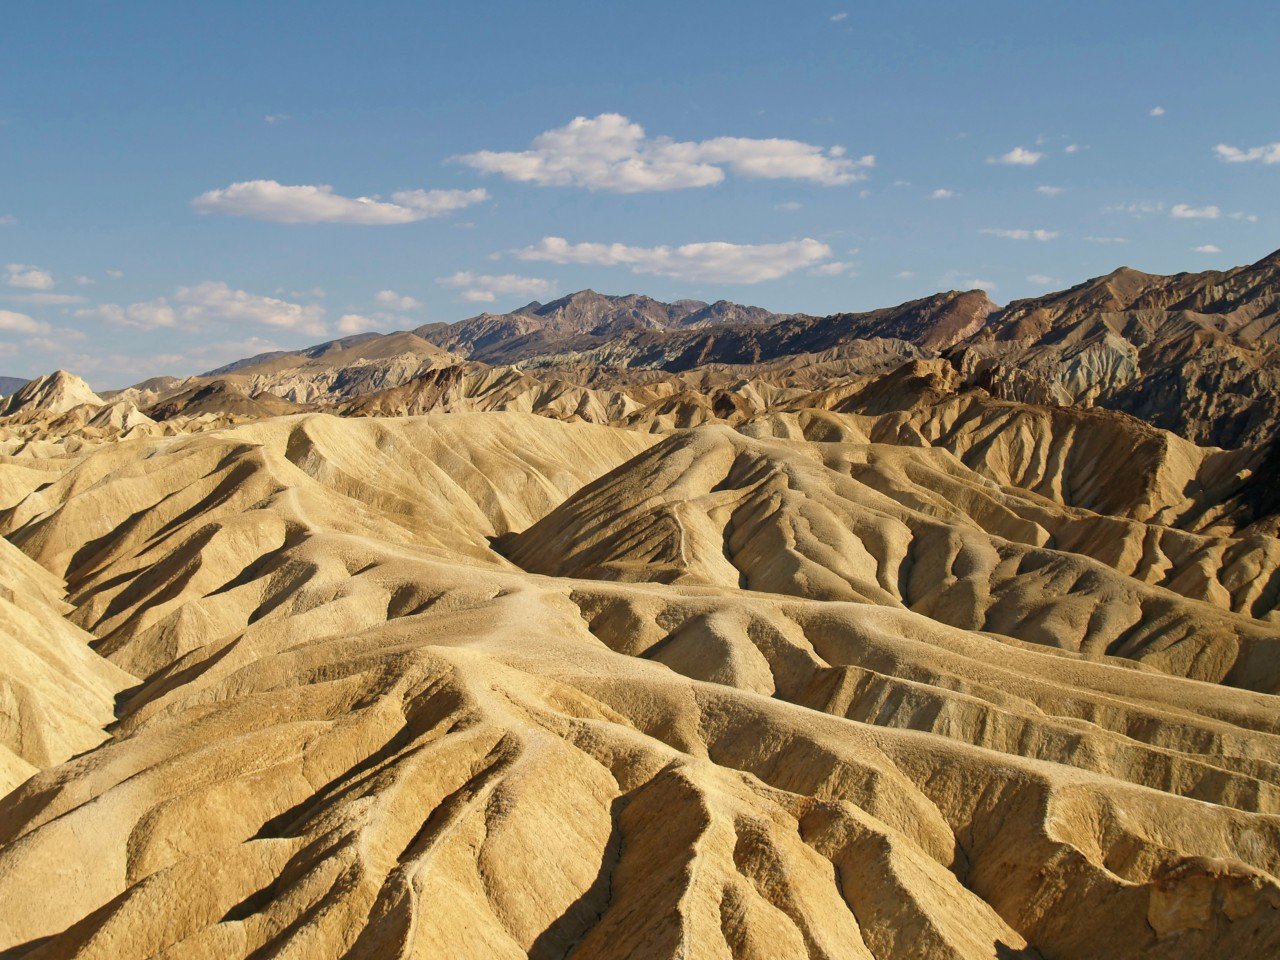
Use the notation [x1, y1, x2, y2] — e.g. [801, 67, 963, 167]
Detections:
[954, 250, 1280, 448]
[2, 251, 1280, 959]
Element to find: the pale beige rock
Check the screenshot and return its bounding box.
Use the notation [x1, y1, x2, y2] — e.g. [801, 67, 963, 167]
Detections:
[0, 402, 1276, 959]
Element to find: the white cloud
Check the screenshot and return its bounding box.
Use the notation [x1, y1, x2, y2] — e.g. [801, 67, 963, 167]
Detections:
[173, 282, 327, 334]
[336, 314, 381, 334]
[981, 228, 1059, 241]
[809, 261, 852, 276]
[964, 279, 998, 292]
[5, 264, 54, 290]
[1063, 144, 1081, 153]
[931, 188, 955, 199]
[987, 146, 1043, 166]
[1027, 274, 1062, 286]
[830, 12, 848, 21]
[1170, 203, 1220, 220]
[83, 282, 327, 335]
[1229, 211, 1260, 222]
[1149, 106, 1166, 117]
[513, 236, 833, 284]
[1084, 235, 1129, 244]
[437, 271, 555, 304]
[373, 289, 422, 311]
[0, 309, 51, 334]
[106, 269, 124, 279]
[79, 299, 178, 330]
[1194, 244, 1222, 254]
[1214, 142, 1280, 165]
[73, 275, 96, 286]
[895, 270, 915, 279]
[264, 113, 289, 124]
[1107, 200, 1164, 216]
[1036, 185, 1064, 196]
[455, 113, 873, 192]
[6, 292, 88, 305]
[192, 180, 490, 225]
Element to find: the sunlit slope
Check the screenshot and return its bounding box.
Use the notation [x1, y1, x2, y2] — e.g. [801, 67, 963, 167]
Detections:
[0, 412, 1276, 959]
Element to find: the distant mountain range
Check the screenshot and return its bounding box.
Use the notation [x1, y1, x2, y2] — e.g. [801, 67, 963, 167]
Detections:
[179, 247, 1280, 448]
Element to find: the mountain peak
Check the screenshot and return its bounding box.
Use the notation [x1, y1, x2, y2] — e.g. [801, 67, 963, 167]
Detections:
[1, 369, 104, 418]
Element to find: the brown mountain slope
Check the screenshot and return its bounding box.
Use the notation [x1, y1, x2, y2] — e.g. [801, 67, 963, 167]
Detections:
[955, 248, 1280, 447]
[414, 289, 993, 371]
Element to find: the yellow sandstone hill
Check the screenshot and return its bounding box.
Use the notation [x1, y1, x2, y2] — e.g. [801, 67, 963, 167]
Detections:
[0, 403, 1277, 959]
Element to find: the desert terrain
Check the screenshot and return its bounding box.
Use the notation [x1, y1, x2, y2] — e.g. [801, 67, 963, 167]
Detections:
[1, 253, 1279, 958]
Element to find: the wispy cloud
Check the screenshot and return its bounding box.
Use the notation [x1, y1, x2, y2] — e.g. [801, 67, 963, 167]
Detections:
[987, 146, 1043, 166]
[1035, 185, 1064, 196]
[81, 282, 328, 335]
[437, 271, 555, 304]
[1106, 200, 1164, 216]
[981, 228, 1059, 241]
[373, 290, 422, 311]
[264, 113, 290, 124]
[0, 309, 51, 334]
[513, 236, 833, 283]
[1149, 106, 1166, 117]
[830, 12, 848, 22]
[5, 292, 88, 305]
[931, 188, 955, 199]
[1214, 142, 1280, 165]
[1027, 274, 1062, 286]
[5, 263, 54, 290]
[809, 261, 852, 276]
[1194, 244, 1222, 254]
[192, 180, 490, 224]
[1084, 236, 1129, 244]
[336, 314, 381, 334]
[1170, 203, 1220, 220]
[455, 113, 873, 192]
[964, 278, 997, 292]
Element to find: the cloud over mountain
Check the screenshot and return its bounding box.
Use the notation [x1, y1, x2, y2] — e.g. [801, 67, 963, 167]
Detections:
[513, 236, 834, 283]
[437, 272, 555, 303]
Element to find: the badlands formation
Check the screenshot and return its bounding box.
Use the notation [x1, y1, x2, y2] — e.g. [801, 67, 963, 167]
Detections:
[1, 252, 1279, 959]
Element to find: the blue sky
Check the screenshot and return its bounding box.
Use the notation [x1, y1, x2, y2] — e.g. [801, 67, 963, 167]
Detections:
[2, 1, 1277, 387]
